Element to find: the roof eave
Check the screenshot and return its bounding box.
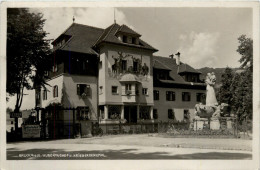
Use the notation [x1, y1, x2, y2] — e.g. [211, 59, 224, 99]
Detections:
[95, 41, 158, 52]
[179, 71, 201, 74]
[158, 80, 206, 86]
[115, 31, 141, 37]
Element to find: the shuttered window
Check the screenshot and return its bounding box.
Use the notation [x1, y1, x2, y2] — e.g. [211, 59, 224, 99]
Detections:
[166, 91, 175, 101]
[53, 85, 58, 98]
[153, 90, 159, 100]
[142, 88, 148, 95]
[182, 92, 191, 101]
[168, 109, 175, 119]
[77, 84, 90, 96]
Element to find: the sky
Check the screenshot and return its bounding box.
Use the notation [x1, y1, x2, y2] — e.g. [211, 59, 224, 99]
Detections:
[6, 7, 253, 110]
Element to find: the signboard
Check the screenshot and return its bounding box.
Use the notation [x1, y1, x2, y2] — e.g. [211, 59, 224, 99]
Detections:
[22, 125, 41, 138]
[10, 112, 22, 118]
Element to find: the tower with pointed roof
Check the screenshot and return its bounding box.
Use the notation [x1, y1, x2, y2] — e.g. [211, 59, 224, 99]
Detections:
[93, 23, 158, 125]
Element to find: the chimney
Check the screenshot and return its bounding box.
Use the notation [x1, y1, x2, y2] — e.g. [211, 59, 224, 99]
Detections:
[169, 54, 174, 59]
[175, 52, 181, 65]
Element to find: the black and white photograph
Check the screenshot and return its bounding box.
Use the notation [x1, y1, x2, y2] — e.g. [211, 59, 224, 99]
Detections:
[0, 1, 259, 170]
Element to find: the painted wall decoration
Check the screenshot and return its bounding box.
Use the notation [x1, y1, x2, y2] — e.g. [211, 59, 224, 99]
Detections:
[108, 51, 150, 81]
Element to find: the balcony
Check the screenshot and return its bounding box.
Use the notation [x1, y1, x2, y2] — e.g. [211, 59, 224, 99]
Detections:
[122, 90, 137, 103]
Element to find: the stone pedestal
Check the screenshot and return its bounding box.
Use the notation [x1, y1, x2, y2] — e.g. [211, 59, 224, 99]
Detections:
[193, 118, 208, 131]
[210, 119, 220, 130]
[227, 119, 232, 129]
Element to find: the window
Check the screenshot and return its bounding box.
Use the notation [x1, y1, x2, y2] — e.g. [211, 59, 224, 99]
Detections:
[132, 37, 136, 44]
[125, 84, 132, 95]
[82, 60, 89, 71]
[168, 109, 175, 119]
[166, 91, 175, 101]
[99, 86, 103, 94]
[128, 37, 132, 43]
[99, 106, 105, 119]
[133, 61, 138, 72]
[108, 105, 121, 119]
[43, 90, 47, 100]
[196, 93, 205, 102]
[142, 88, 148, 95]
[122, 60, 127, 72]
[77, 84, 90, 96]
[140, 106, 150, 119]
[123, 35, 127, 43]
[112, 86, 118, 94]
[135, 84, 139, 95]
[153, 109, 158, 119]
[77, 107, 90, 120]
[158, 70, 169, 80]
[11, 121, 13, 124]
[53, 85, 58, 98]
[153, 90, 159, 100]
[182, 92, 191, 101]
[184, 74, 199, 82]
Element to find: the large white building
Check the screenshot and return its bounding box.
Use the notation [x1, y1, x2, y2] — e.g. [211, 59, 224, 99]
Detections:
[36, 22, 206, 137]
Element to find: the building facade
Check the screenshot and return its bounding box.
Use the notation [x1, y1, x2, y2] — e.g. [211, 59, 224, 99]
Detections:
[36, 22, 206, 136]
[93, 23, 157, 124]
[153, 56, 206, 122]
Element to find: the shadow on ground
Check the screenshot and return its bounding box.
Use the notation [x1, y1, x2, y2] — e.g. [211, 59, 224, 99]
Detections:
[7, 148, 252, 160]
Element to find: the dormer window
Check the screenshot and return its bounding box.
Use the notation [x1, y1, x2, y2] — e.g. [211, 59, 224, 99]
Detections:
[52, 34, 71, 50]
[132, 37, 136, 44]
[128, 37, 132, 43]
[123, 35, 127, 43]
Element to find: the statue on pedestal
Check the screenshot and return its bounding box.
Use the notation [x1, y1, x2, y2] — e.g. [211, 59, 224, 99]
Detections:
[205, 72, 217, 106]
[194, 72, 228, 120]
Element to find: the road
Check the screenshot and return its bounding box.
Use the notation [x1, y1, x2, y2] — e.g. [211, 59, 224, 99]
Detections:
[7, 134, 252, 160]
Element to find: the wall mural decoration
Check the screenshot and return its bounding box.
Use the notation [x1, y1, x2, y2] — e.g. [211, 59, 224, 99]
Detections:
[108, 51, 150, 81]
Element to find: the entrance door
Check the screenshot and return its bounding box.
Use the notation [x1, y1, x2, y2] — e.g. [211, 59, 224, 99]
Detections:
[124, 106, 137, 123]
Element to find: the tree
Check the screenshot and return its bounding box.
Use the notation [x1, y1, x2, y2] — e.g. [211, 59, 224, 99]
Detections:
[216, 35, 252, 122]
[232, 71, 252, 121]
[237, 35, 253, 73]
[217, 67, 234, 105]
[7, 8, 51, 113]
[234, 35, 253, 121]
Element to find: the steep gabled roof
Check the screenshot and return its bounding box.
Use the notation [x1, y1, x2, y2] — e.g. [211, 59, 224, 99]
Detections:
[116, 24, 141, 37]
[153, 56, 205, 87]
[153, 56, 186, 83]
[94, 23, 119, 47]
[94, 23, 158, 52]
[153, 59, 171, 70]
[178, 63, 201, 74]
[52, 22, 158, 55]
[52, 23, 104, 55]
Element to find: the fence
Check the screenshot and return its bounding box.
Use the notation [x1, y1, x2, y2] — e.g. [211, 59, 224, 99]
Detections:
[100, 122, 158, 134]
[157, 121, 190, 133]
[44, 121, 81, 139]
[156, 118, 250, 138]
